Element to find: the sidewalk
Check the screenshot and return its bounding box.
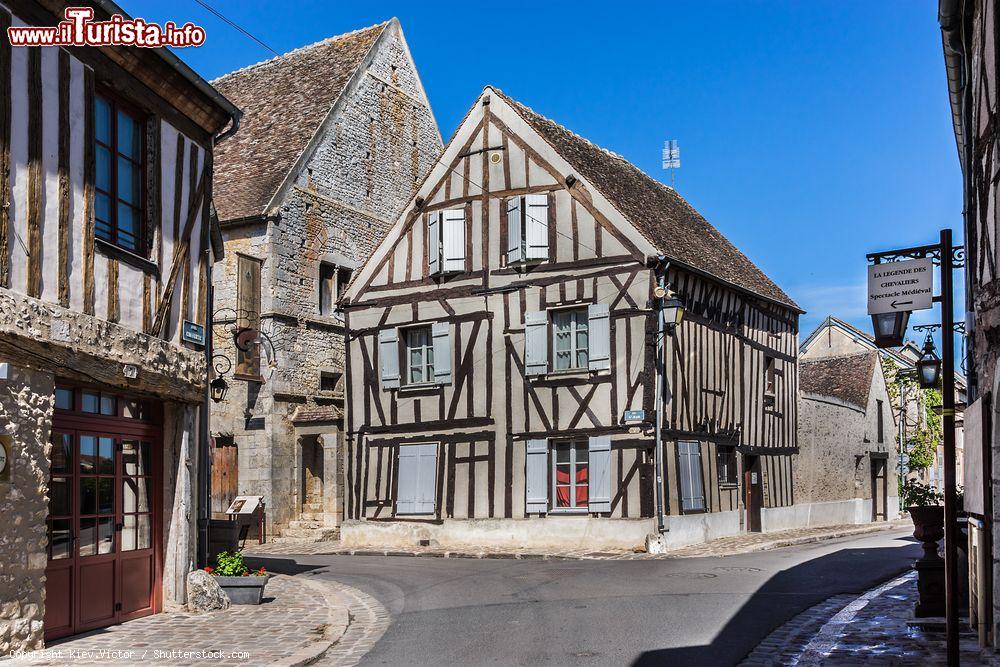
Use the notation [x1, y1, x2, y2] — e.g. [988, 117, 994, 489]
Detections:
[245, 520, 908, 560]
[4, 574, 352, 667]
[742, 571, 998, 665]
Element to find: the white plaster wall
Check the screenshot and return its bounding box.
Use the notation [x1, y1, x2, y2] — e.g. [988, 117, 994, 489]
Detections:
[662, 510, 742, 549]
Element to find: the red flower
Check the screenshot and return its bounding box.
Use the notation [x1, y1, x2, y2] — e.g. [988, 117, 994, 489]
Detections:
[204, 566, 214, 574]
[242, 571, 250, 576]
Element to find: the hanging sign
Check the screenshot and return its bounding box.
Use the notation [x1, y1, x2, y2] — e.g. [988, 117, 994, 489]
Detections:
[867, 258, 933, 315]
[0, 436, 9, 483]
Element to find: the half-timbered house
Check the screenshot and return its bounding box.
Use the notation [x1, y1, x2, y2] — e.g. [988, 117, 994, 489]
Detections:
[341, 87, 802, 551]
[209, 19, 440, 539]
[0, 0, 239, 651]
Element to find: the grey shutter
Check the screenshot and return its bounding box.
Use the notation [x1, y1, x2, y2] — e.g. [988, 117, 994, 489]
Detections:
[432, 321, 452, 385]
[396, 446, 419, 514]
[378, 328, 400, 389]
[506, 197, 523, 263]
[427, 212, 441, 275]
[588, 436, 612, 512]
[678, 441, 706, 512]
[415, 444, 438, 514]
[442, 208, 466, 272]
[524, 311, 548, 376]
[525, 193, 549, 260]
[588, 303, 611, 371]
[525, 439, 548, 513]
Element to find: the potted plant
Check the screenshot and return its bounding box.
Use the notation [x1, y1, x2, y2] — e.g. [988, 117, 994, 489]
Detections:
[902, 479, 945, 617]
[205, 551, 270, 605]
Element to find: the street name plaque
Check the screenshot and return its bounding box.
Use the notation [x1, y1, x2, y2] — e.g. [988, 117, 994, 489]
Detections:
[867, 257, 933, 314]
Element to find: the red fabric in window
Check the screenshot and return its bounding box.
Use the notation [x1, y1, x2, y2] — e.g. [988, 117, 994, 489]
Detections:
[556, 467, 570, 507]
[576, 465, 589, 505]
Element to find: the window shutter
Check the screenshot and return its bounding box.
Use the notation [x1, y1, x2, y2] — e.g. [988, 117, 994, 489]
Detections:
[588, 303, 611, 371]
[396, 446, 418, 514]
[427, 212, 441, 275]
[415, 444, 438, 514]
[378, 328, 400, 389]
[442, 208, 466, 272]
[506, 197, 523, 263]
[525, 193, 549, 260]
[524, 311, 548, 376]
[432, 321, 452, 385]
[588, 436, 612, 512]
[678, 441, 706, 512]
[525, 439, 548, 513]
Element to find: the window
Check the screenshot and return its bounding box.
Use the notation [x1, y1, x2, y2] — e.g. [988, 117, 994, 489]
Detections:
[877, 399, 884, 443]
[396, 443, 437, 514]
[427, 208, 466, 274]
[552, 440, 589, 510]
[405, 326, 434, 385]
[320, 371, 342, 392]
[506, 194, 550, 263]
[552, 308, 589, 371]
[717, 446, 738, 485]
[678, 441, 706, 512]
[319, 263, 353, 316]
[764, 356, 776, 395]
[54, 385, 153, 421]
[95, 93, 144, 253]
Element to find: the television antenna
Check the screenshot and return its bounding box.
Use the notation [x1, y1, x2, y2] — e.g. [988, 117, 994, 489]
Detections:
[662, 139, 680, 189]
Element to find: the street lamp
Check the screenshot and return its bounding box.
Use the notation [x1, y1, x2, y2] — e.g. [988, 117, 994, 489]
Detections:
[210, 376, 229, 403]
[916, 333, 942, 389]
[655, 288, 685, 333]
[871, 311, 910, 348]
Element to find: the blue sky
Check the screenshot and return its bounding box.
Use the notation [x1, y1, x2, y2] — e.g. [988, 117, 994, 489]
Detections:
[135, 0, 963, 345]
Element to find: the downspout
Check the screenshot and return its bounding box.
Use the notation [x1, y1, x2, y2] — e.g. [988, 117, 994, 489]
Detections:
[653, 258, 670, 533]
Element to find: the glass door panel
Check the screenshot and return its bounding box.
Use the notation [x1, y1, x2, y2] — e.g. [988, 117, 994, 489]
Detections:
[121, 440, 153, 552]
[78, 435, 116, 557]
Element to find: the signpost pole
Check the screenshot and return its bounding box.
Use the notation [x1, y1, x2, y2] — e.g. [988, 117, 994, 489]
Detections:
[940, 228, 959, 666]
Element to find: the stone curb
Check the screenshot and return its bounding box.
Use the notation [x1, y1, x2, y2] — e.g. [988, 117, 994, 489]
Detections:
[280, 575, 351, 667]
[254, 521, 908, 562]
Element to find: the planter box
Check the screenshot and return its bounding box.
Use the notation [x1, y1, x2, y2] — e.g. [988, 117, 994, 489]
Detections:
[215, 575, 270, 605]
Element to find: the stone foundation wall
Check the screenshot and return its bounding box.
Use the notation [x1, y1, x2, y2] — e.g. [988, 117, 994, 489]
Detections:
[0, 363, 55, 654]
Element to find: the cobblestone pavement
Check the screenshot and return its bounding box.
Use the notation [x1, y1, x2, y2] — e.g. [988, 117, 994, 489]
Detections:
[245, 520, 907, 560]
[4, 574, 350, 666]
[742, 571, 999, 665]
[310, 579, 391, 666]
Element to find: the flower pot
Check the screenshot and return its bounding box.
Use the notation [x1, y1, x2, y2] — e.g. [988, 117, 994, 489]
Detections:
[907, 506, 945, 617]
[215, 574, 270, 605]
[908, 505, 945, 543]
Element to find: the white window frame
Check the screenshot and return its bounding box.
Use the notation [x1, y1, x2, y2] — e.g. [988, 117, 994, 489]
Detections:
[404, 326, 435, 386]
[551, 440, 589, 512]
[552, 308, 589, 372]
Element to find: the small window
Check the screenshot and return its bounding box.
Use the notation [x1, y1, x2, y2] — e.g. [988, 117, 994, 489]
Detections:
[94, 93, 144, 253]
[717, 446, 738, 485]
[678, 441, 706, 512]
[54, 387, 74, 410]
[877, 399, 884, 443]
[552, 440, 589, 510]
[405, 326, 434, 385]
[765, 356, 776, 396]
[552, 309, 589, 371]
[320, 371, 342, 393]
[319, 263, 352, 316]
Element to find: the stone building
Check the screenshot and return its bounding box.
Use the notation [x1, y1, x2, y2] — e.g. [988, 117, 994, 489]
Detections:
[208, 19, 441, 539]
[0, 0, 239, 651]
[796, 352, 900, 524]
[341, 87, 802, 552]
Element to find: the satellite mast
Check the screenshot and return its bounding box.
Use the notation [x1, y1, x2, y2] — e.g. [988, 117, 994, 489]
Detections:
[662, 139, 680, 189]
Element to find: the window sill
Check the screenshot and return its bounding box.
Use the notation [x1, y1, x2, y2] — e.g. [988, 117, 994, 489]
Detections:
[397, 382, 442, 395]
[95, 238, 159, 277]
[542, 368, 592, 379]
[719, 482, 739, 490]
[547, 508, 590, 515]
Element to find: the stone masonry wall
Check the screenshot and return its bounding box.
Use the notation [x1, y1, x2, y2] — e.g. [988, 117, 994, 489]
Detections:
[211, 21, 441, 531]
[0, 364, 55, 654]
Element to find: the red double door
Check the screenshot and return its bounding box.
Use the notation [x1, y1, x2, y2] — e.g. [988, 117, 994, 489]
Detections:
[44, 408, 161, 640]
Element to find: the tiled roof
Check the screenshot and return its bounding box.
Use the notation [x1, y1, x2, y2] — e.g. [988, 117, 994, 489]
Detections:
[291, 404, 344, 424]
[493, 88, 799, 311]
[800, 352, 879, 409]
[211, 23, 388, 221]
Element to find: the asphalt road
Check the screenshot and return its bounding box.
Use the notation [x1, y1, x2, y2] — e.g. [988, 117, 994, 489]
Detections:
[265, 528, 920, 666]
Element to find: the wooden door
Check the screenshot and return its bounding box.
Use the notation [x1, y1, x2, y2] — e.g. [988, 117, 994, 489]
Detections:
[743, 455, 762, 532]
[44, 388, 161, 641]
[871, 458, 887, 522]
[211, 437, 238, 518]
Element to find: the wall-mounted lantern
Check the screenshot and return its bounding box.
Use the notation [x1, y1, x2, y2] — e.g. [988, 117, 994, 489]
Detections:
[916, 333, 942, 389]
[210, 376, 230, 403]
[654, 287, 685, 334]
[870, 311, 910, 348]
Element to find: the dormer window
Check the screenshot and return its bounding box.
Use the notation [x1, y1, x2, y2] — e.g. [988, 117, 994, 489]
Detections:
[427, 208, 465, 274]
[94, 92, 144, 254]
[506, 194, 550, 263]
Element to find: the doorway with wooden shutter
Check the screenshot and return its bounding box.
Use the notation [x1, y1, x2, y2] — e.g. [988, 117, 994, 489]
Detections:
[743, 454, 762, 532]
[44, 386, 162, 641]
[211, 436, 238, 519]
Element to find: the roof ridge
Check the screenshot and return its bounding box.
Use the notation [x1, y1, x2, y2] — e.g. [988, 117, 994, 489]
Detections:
[211, 20, 390, 84]
[802, 350, 878, 362]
